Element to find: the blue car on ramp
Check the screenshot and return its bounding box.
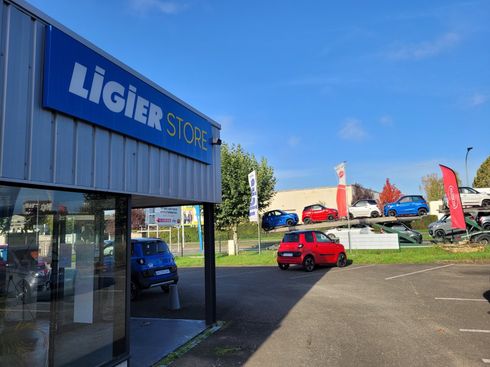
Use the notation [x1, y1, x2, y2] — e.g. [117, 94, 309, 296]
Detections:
[261, 210, 299, 231]
[384, 195, 429, 217]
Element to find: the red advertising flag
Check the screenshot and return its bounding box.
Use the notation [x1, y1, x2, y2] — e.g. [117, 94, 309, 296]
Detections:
[439, 165, 466, 230]
[335, 163, 347, 217]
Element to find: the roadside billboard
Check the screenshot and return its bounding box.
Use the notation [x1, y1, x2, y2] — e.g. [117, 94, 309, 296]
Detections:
[145, 207, 182, 227]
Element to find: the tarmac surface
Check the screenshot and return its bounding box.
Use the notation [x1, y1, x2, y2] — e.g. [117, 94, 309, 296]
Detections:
[132, 262, 490, 366]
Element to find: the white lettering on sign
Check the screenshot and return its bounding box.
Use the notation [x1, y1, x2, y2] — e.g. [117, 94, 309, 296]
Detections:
[68, 62, 162, 131]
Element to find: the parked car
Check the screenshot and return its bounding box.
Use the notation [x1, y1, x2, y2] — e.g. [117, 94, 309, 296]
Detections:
[349, 199, 381, 219]
[479, 215, 490, 230]
[302, 204, 338, 224]
[0, 245, 50, 303]
[382, 222, 423, 244]
[276, 230, 347, 272]
[383, 195, 429, 217]
[443, 187, 490, 208]
[131, 238, 178, 301]
[428, 214, 468, 239]
[261, 210, 299, 231]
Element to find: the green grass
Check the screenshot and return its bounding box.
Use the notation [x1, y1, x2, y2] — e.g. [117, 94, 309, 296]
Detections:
[175, 246, 490, 267]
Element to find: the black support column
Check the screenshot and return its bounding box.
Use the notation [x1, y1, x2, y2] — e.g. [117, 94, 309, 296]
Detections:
[203, 203, 216, 325]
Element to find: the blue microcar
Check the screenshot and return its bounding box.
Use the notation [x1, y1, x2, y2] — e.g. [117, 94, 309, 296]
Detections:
[383, 195, 429, 217]
[261, 210, 299, 231]
[131, 238, 178, 300]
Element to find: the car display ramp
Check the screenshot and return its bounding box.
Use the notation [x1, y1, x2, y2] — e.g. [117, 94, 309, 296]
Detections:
[267, 216, 425, 234]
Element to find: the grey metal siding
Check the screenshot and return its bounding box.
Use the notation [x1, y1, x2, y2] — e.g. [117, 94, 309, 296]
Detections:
[0, 1, 221, 204]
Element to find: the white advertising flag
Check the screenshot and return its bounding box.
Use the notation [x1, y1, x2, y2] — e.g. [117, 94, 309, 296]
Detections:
[248, 170, 259, 222]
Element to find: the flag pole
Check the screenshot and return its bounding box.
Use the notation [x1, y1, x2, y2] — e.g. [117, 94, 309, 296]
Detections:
[257, 214, 261, 254]
[345, 162, 351, 252]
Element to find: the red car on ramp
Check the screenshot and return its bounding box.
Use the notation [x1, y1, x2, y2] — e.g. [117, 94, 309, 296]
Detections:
[277, 230, 347, 272]
[302, 204, 338, 224]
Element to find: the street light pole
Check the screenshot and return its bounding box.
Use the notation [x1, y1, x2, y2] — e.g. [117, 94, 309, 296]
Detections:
[465, 147, 473, 187]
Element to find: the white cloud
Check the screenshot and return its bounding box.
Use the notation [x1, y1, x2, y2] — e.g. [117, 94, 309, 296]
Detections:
[379, 115, 394, 126]
[128, 0, 187, 15]
[338, 118, 367, 141]
[386, 32, 462, 60]
[469, 93, 488, 107]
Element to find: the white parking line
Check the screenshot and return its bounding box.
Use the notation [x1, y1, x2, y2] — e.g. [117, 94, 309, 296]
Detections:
[385, 264, 454, 280]
[435, 297, 487, 302]
[290, 265, 376, 280]
[459, 329, 490, 333]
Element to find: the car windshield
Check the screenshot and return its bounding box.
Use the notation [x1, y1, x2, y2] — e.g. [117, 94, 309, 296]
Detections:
[282, 233, 299, 243]
[139, 241, 169, 255]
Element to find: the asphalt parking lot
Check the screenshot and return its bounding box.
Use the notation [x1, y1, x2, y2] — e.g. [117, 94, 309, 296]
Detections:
[132, 263, 490, 366]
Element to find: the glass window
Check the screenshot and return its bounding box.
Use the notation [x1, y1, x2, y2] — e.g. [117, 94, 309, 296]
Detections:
[283, 233, 299, 243]
[399, 197, 411, 203]
[0, 184, 129, 367]
[304, 232, 314, 243]
[315, 232, 331, 243]
[140, 240, 169, 255]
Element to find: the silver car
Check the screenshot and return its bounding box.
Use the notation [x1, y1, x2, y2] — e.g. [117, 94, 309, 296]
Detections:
[428, 214, 466, 239]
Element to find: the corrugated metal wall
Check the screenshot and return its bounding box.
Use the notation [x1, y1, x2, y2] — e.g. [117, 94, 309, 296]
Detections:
[0, 1, 221, 205]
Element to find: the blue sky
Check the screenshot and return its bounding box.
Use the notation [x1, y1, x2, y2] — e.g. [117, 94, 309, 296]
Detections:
[29, 0, 490, 194]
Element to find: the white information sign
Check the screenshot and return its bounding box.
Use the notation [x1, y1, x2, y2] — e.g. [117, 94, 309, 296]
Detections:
[145, 207, 182, 227]
[248, 170, 259, 222]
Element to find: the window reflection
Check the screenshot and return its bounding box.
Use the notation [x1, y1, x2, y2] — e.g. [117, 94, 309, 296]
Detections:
[0, 185, 128, 367]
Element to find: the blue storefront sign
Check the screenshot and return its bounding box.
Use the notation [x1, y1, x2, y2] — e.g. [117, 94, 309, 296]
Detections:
[43, 26, 212, 164]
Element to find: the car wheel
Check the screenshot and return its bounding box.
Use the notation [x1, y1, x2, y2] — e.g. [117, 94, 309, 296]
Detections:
[483, 223, 490, 230]
[371, 211, 379, 218]
[388, 210, 396, 217]
[474, 234, 490, 245]
[161, 285, 170, 293]
[482, 199, 490, 207]
[303, 256, 315, 272]
[418, 208, 428, 216]
[130, 280, 140, 301]
[304, 217, 311, 225]
[286, 219, 294, 226]
[336, 253, 347, 268]
[434, 229, 445, 239]
[328, 215, 334, 221]
[278, 263, 289, 270]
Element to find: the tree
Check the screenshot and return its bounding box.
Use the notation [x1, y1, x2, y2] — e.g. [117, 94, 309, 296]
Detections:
[378, 179, 402, 209]
[131, 209, 146, 230]
[352, 183, 375, 203]
[216, 144, 276, 244]
[473, 156, 490, 188]
[420, 173, 444, 201]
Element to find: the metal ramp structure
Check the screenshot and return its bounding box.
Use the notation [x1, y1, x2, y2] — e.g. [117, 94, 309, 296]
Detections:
[432, 208, 490, 245]
[267, 215, 423, 234]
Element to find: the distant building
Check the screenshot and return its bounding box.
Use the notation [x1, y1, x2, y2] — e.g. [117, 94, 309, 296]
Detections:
[265, 186, 354, 215]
